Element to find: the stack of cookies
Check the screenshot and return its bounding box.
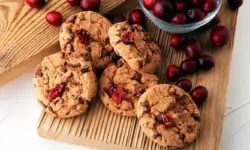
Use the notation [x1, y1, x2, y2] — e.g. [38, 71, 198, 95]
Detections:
[33, 11, 201, 149]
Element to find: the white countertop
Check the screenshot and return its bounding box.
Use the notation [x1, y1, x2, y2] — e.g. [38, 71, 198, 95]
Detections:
[1, 2, 250, 150]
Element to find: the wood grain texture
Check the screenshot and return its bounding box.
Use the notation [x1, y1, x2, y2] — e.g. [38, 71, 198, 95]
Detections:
[37, 0, 238, 150]
[0, 0, 126, 86]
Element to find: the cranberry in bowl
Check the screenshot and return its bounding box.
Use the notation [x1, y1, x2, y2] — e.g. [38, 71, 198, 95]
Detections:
[139, 0, 222, 33]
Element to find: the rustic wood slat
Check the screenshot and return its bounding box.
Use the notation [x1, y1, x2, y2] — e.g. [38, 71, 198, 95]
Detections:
[37, 0, 238, 150]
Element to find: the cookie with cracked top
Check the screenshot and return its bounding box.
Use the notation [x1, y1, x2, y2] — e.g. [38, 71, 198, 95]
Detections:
[59, 11, 116, 71]
[137, 84, 201, 148]
[33, 52, 97, 118]
[108, 22, 162, 74]
[99, 59, 159, 116]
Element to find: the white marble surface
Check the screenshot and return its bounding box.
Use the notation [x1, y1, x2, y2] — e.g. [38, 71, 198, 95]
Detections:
[1, 2, 250, 150]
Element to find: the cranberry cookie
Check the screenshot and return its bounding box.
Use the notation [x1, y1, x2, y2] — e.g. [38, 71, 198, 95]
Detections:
[33, 52, 97, 118]
[108, 22, 161, 74]
[59, 11, 115, 71]
[99, 59, 159, 116]
[137, 84, 201, 148]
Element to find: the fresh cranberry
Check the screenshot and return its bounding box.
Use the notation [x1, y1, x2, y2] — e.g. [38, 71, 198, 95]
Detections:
[80, 0, 101, 11]
[26, 0, 46, 8]
[143, 0, 156, 9]
[187, 8, 206, 22]
[46, 11, 63, 26]
[67, 0, 80, 6]
[192, 0, 205, 6]
[203, 0, 217, 13]
[109, 85, 126, 103]
[175, 1, 186, 12]
[48, 84, 65, 100]
[208, 15, 220, 27]
[227, 0, 243, 10]
[171, 13, 187, 24]
[170, 34, 186, 49]
[190, 86, 208, 106]
[166, 65, 180, 81]
[152, 1, 174, 21]
[176, 79, 192, 92]
[198, 55, 215, 70]
[185, 39, 203, 59]
[128, 9, 145, 25]
[180, 59, 197, 75]
[76, 29, 90, 44]
[113, 15, 126, 24]
[210, 25, 230, 46]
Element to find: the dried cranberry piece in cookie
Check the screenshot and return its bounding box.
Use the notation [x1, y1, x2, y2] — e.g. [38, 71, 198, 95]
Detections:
[35, 68, 43, 77]
[163, 113, 175, 128]
[121, 32, 134, 45]
[75, 29, 90, 44]
[109, 84, 126, 103]
[48, 84, 65, 100]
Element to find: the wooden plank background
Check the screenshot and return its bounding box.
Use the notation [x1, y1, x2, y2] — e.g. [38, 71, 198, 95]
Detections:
[37, 0, 238, 150]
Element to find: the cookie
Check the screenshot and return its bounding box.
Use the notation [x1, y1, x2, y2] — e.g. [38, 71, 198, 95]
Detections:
[99, 59, 159, 116]
[108, 22, 162, 74]
[33, 52, 97, 118]
[137, 84, 201, 148]
[59, 11, 115, 71]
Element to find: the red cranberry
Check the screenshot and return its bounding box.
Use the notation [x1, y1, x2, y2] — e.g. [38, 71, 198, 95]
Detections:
[163, 114, 174, 128]
[180, 59, 197, 75]
[198, 55, 215, 70]
[67, 0, 80, 6]
[171, 13, 187, 24]
[203, 0, 217, 13]
[185, 39, 203, 59]
[227, 0, 243, 10]
[109, 85, 126, 103]
[210, 25, 230, 46]
[152, 1, 174, 21]
[46, 11, 63, 26]
[166, 65, 180, 81]
[76, 29, 90, 44]
[113, 15, 126, 24]
[208, 15, 220, 27]
[187, 8, 206, 22]
[190, 86, 208, 106]
[170, 34, 186, 49]
[175, 1, 186, 12]
[80, 0, 101, 11]
[176, 79, 192, 92]
[192, 0, 205, 6]
[48, 84, 65, 100]
[26, 0, 46, 8]
[128, 9, 145, 25]
[143, 0, 156, 9]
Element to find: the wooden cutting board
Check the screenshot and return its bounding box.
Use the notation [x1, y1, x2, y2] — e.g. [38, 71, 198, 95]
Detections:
[0, 0, 127, 86]
[37, 0, 238, 150]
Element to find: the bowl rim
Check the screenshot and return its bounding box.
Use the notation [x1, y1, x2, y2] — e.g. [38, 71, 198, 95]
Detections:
[138, 0, 222, 28]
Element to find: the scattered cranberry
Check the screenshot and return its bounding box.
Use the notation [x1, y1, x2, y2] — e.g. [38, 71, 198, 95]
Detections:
[67, 0, 80, 6]
[113, 14, 126, 24]
[171, 13, 187, 24]
[80, 0, 101, 11]
[76, 29, 89, 44]
[48, 84, 65, 100]
[198, 55, 215, 70]
[143, 0, 156, 9]
[175, 1, 186, 12]
[46, 11, 63, 26]
[163, 114, 174, 128]
[191, 86, 208, 106]
[152, 1, 174, 21]
[227, 0, 243, 10]
[170, 34, 186, 49]
[166, 65, 180, 81]
[192, 0, 205, 6]
[210, 25, 230, 46]
[180, 59, 198, 75]
[203, 0, 217, 13]
[185, 39, 203, 59]
[26, 0, 46, 8]
[128, 9, 145, 25]
[208, 15, 220, 27]
[176, 79, 192, 92]
[109, 85, 126, 103]
[121, 32, 134, 44]
[187, 8, 206, 22]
